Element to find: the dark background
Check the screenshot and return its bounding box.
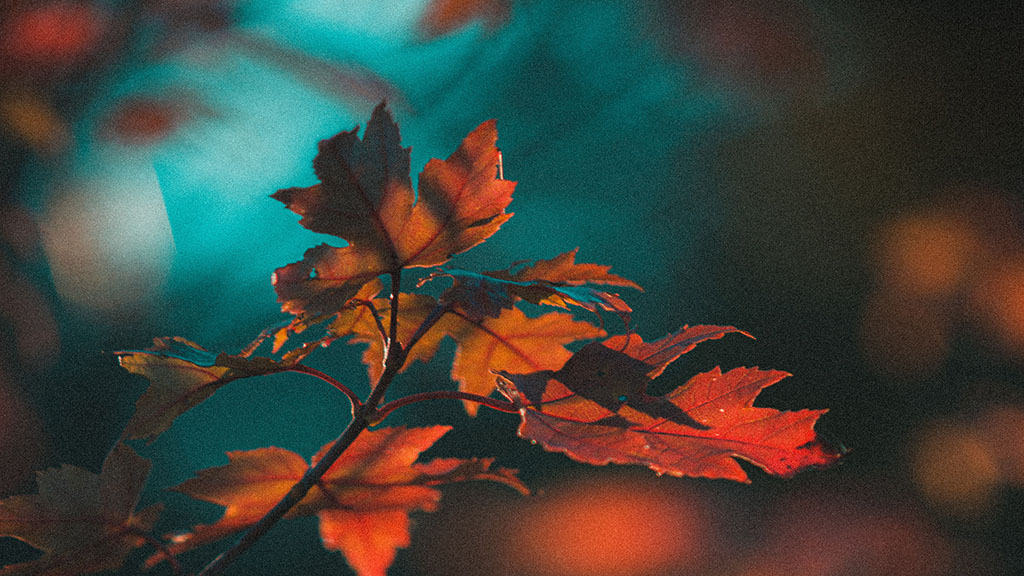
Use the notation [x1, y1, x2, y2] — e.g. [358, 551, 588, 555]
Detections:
[2, 1, 1023, 574]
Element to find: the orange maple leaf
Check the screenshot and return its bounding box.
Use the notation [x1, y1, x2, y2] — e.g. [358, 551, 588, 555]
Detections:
[496, 326, 841, 482]
[329, 291, 605, 414]
[150, 426, 525, 576]
[272, 103, 515, 322]
[0, 444, 161, 576]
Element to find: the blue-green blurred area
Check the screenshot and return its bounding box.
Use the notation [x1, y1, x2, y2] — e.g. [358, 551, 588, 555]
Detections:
[2, 1, 1023, 575]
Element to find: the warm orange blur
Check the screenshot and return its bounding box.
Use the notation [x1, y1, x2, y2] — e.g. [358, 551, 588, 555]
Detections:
[976, 404, 1024, 486]
[0, 2, 109, 72]
[864, 190, 1024, 375]
[911, 419, 1001, 517]
[971, 258, 1024, 358]
[505, 474, 710, 576]
[876, 210, 979, 299]
[912, 404, 1024, 517]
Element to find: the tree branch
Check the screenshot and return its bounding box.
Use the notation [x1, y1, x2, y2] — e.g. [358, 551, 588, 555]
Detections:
[288, 365, 362, 411]
[375, 390, 518, 421]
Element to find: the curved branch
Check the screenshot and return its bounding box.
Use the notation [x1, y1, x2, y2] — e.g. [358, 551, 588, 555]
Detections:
[288, 365, 362, 409]
[375, 390, 519, 421]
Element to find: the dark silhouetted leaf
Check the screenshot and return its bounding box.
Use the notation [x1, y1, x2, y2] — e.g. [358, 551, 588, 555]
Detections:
[151, 426, 525, 576]
[496, 326, 840, 482]
[0, 444, 161, 575]
[420, 248, 641, 322]
[272, 103, 514, 323]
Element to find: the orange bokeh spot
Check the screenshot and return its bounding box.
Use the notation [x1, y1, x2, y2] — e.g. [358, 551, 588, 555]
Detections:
[507, 475, 709, 576]
[100, 98, 182, 146]
[0, 2, 108, 70]
[976, 404, 1024, 487]
[912, 420, 1001, 517]
[971, 258, 1024, 357]
[876, 210, 979, 299]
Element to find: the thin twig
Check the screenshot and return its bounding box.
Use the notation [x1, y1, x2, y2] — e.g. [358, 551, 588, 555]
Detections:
[388, 272, 401, 349]
[375, 390, 519, 420]
[135, 531, 182, 576]
[361, 299, 389, 353]
[288, 365, 362, 410]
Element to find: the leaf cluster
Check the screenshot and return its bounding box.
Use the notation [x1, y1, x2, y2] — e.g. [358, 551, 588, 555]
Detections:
[0, 104, 840, 576]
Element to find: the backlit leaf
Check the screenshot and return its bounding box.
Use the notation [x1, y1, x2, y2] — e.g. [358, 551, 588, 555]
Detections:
[330, 294, 605, 414]
[496, 327, 839, 482]
[115, 337, 293, 442]
[272, 103, 515, 322]
[0, 444, 161, 575]
[421, 248, 641, 322]
[152, 426, 525, 576]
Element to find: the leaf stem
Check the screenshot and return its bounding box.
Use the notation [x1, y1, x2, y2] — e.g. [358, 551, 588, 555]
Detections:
[361, 299, 389, 353]
[288, 365, 362, 410]
[388, 271, 401, 348]
[375, 390, 519, 420]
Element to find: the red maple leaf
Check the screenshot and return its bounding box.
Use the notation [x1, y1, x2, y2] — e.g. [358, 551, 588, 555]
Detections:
[272, 103, 515, 322]
[149, 426, 525, 576]
[496, 326, 840, 481]
[0, 444, 161, 576]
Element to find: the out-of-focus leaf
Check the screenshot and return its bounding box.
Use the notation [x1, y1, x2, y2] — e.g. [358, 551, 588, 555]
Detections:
[420, 248, 642, 322]
[115, 337, 294, 442]
[0, 444, 161, 575]
[0, 2, 109, 74]
[150, 426, 525, 576]
[272, 103, 514, 323]
[496, 326, 840, 481]
[228, 31, 402, 110]
[97, 92, 216, 146]
[417, 0, 513, 39]
[0, 92, 72, 156]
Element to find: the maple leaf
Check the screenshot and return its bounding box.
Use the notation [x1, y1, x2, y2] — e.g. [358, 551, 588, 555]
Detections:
[151, 426, 525, 576]
[416, 0, 513, 39]
[0, 444, 161, 576]
[495, 326, 840, 482]
[420, 248, 642, 322]
[329, 291, 605, 414]
[272, 102, 515, 322]
[115, 337, 294, 442]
